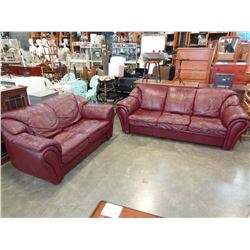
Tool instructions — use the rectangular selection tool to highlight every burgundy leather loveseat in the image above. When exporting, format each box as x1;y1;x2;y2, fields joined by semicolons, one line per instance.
116;84;249;150
1;93;114;184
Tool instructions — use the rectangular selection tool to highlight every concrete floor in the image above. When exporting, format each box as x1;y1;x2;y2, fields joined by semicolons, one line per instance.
1;117;250;218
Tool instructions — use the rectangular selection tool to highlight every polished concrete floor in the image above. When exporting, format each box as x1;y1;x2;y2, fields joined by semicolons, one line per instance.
1;117;250;218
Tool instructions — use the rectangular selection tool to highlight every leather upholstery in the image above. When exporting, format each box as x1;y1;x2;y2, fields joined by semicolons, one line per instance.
2;103;61;137
189;116;227;137
157;112;190;131
165;87;196;115
116;83;249;149
53;131;89;164
64;119;109;142
193;88;236;117
1;94;115;184
129;109;161;127
137;84;168;110
43;93;82;129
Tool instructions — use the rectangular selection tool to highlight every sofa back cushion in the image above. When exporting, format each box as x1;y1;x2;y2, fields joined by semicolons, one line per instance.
43;93;82;129
164;87;197;115
1;103;61;138
193;88;236;117
137;84;168;111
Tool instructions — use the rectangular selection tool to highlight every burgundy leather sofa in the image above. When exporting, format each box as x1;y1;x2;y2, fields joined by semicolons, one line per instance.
1;93;114;184
116;84;249;150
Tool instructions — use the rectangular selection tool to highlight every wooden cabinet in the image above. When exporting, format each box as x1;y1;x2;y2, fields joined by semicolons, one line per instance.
1;86;29;164
211;62;248;84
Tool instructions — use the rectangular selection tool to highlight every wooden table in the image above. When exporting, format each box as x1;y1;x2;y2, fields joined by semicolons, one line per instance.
90;201;161;218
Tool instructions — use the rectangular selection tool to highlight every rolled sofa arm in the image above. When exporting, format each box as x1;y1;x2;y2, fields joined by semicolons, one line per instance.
2;131;63;184
222;105;249;127
81;103;114;121
116;96;140;133
222;106;249;150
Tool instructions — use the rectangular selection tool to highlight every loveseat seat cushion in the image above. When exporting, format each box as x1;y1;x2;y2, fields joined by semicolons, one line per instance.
193;88;236;118
188;116;227;137
53;131;89;164
157;112;190;131
64;119;109;142
137;84;168;111
2;103;61;138
164;87;196;115
128;108;161;127
43;93;82;129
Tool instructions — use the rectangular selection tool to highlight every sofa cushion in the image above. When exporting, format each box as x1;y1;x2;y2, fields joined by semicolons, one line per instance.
188;116;227;137
64;119;109;142
193;88;236;118
43;93;82;129
165;87;196;115
137;84;168;111
53;131;89;164
157;112;190;131
129;108;162;127
2;103;61;137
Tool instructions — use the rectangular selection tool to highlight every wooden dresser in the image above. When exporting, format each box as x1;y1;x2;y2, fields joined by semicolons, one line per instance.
174;48;214;83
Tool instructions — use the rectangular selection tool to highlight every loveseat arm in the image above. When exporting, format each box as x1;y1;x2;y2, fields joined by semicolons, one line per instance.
2;131;63;184
81;103;114;121
6;132;62;153
222;106;249;150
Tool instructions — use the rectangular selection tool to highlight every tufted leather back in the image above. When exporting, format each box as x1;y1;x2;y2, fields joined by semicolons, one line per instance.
137;84;168;111
1;94;86;138
193;88;237;117
132;84;239;118
43;93;82;129
1;103;61;138
164;87;197;115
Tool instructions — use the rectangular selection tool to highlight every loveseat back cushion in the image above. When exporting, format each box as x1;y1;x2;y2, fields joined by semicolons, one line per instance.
137;84;168;111
165;87;197;115
193;88;236;118
1;104;61;137
43;93;82;129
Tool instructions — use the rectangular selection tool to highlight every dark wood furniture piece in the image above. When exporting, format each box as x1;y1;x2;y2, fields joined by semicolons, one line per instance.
3;64;42;76
1;86;29;164
173;48;214;83
211;62;248;84
91;201;161;218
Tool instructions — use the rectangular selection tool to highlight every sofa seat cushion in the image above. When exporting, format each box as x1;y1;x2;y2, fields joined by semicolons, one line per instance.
188;116;227;137
64;119;109;142
53;131;89;164
157;112;190;131
129;109;162;127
